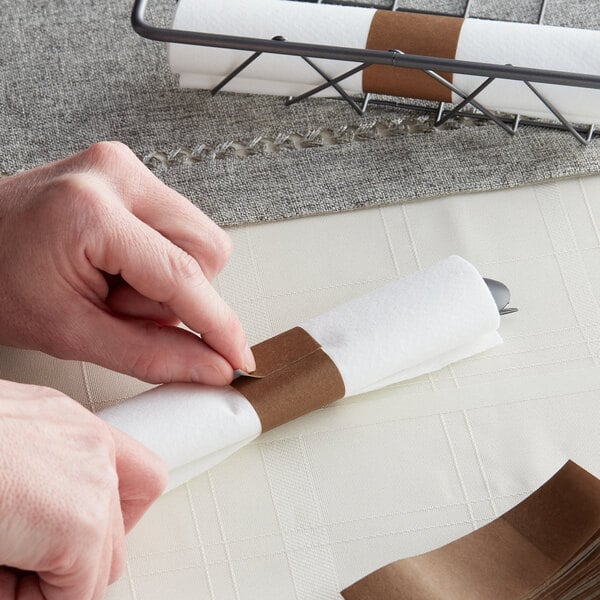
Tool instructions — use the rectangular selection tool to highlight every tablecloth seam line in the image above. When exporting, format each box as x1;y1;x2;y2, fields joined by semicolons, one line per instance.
319;353;595;393
185;482;217;600
461;338;591;361
401;203;439;394
378;207;402;279
125;560;138;600
224;244;600;302
441;353;594;376
258;385;600;438
258;444;301;600
578;177;600;246
126;489;536;561
207;470;242;600
79;362;95;412
127;516;497;578
297;432;343;594
439;413;478;530
462;409;500;516
536;180;600;365
245;226;276;341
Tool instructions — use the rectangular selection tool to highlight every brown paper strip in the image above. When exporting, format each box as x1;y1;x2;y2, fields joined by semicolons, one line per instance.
342;461;600;600
232;327;345;433
363;10;464;101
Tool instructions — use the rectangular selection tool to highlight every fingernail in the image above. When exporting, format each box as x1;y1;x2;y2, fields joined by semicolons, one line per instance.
244;344;256;373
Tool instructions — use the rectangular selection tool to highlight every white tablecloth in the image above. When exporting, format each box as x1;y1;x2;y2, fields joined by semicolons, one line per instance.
2;174;600;599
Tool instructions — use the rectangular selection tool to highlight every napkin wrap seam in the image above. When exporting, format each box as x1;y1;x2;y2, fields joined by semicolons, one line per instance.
231;327;346;432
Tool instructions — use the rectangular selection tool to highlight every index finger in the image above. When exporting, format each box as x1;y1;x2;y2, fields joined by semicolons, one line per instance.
86;202;255;373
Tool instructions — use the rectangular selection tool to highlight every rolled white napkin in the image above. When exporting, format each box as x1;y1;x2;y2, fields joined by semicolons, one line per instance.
168;0;372;96
99;256;502;491
454;20;600;124
168;0;600;124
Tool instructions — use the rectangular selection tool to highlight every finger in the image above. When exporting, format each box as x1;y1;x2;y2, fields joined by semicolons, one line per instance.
37;516;110;600
108;497;127;585
78;141;232;281
110;425;168;533
106;283;180;325
130;182;233;282
73;306;235;384
86;207;254;373
90;512;116;600
38;543;104;600
15;573;44;600
0;567;18;597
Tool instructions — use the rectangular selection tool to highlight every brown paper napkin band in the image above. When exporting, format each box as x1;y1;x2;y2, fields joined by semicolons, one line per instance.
341;461;600;600
232;327;345;433
364;10;464;101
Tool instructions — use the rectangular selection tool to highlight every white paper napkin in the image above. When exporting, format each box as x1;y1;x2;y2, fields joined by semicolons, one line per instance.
168;0;600;124
99;256;502;491
168;0;371;95
454;19;600;124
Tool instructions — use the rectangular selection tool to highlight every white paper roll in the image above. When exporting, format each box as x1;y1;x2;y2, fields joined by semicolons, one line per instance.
168;0;372;95
168;0;600;124
454;19;600;124
302;255;501;396
99;256;502;491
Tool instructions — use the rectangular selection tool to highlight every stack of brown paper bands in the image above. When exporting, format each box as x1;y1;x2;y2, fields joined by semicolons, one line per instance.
342;461;600;600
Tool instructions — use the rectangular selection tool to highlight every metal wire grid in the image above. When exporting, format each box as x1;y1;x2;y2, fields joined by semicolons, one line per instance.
132;0;600;143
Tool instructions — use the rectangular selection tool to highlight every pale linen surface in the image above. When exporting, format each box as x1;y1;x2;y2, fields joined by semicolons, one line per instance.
2;175;600;599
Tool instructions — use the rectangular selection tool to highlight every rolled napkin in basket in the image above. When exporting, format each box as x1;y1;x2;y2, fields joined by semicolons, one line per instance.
168;0;600;124
99;256;502;491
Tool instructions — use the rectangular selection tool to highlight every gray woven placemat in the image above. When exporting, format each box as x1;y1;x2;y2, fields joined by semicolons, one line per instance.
1;0;599;226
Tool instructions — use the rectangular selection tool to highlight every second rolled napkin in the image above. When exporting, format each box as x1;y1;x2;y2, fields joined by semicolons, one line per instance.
168;0;600;124
99;256;502;491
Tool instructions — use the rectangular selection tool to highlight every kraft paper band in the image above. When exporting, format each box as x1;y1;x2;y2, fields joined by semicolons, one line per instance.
363;10;464;101
232;327;346;433
341;461;600;600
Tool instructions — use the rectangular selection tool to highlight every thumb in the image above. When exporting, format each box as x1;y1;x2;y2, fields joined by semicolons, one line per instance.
109;425;168;533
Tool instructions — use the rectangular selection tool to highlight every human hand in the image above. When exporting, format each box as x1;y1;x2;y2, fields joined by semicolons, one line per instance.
0;379;167;599
0;141;255;385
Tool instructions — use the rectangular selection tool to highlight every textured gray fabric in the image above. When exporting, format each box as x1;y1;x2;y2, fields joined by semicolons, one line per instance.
1;0;599;226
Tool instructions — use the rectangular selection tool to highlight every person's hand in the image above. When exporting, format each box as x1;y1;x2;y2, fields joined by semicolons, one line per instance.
0;141;255;384
0;380;167;599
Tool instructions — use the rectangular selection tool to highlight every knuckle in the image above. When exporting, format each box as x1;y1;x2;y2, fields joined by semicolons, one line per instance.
51;498;112;571
209;229;233;273
87;421;116;451
48;172;98;201
213;228;233;259
47;544;80;575
169;249;204;285
83;140;134;165
128;341;169;383
44;173;108;220
74;509;108;547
